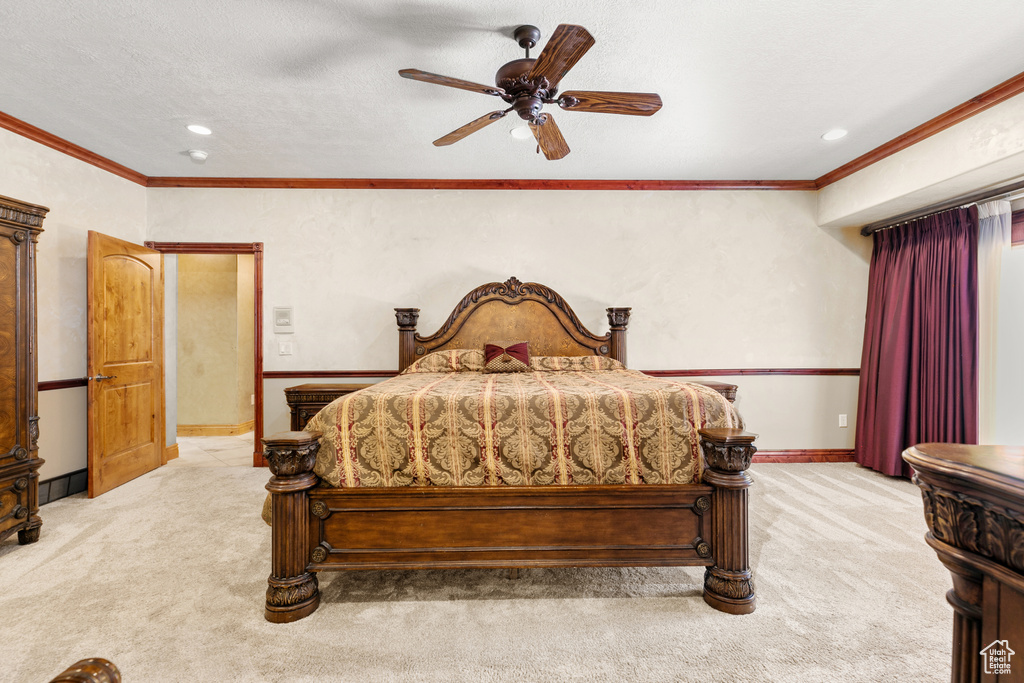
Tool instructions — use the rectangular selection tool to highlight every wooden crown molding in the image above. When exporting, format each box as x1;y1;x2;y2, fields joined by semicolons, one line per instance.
0;111;147;186
815;70;1024;189
5;68;1024;193
144;177;817;191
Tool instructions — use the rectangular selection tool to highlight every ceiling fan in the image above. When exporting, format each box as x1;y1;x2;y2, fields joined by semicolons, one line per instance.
399;24;663;160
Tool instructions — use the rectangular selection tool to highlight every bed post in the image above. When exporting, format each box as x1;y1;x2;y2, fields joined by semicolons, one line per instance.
699;428;757;614
606;307;630;366
263;430;322;623
395;308;420;372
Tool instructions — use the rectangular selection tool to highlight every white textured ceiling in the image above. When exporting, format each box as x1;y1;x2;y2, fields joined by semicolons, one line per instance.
2;1;1024;180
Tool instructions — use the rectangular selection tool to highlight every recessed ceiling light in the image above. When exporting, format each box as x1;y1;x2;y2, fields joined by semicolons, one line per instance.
187;149;209;163
187;124;212;135
822;128;848;141
510;126;532;140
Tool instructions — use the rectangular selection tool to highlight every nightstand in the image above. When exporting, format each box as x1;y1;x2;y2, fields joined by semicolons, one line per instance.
284;383;373;431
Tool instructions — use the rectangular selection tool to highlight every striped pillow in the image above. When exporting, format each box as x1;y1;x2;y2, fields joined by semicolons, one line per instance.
484;341;530;373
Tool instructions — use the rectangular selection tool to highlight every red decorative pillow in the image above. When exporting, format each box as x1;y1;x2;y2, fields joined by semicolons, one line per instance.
484;341;530;372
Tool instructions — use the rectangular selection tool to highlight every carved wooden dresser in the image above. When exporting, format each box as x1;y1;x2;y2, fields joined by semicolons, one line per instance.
284;383;374;431
0;195;47;547
904;443;1024;682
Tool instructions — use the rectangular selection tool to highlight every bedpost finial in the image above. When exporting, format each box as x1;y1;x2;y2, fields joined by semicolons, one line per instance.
607;307;631;329
395;308;420;330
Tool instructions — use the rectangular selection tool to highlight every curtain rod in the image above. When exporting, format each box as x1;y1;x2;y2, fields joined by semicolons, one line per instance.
859;177;1024;236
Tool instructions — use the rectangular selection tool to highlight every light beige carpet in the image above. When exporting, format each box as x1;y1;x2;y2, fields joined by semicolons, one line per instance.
0;460;952;682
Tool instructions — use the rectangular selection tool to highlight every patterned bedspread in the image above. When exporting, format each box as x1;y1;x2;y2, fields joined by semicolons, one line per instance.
305;351;742;488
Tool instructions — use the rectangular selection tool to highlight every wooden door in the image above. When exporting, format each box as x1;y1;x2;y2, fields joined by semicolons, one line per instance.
87;231;165;497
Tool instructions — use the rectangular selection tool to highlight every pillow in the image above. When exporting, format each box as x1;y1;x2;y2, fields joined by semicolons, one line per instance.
484;341;530;373
402;349;485;374
529;355;625;372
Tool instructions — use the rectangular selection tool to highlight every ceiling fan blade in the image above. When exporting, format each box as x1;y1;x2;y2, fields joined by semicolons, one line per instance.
528;24;595;89
529;113;570;160
558;91;663;116
433;111;507;147
399;69;505;97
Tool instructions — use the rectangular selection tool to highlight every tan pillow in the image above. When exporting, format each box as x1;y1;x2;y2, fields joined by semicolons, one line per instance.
402;349;486;374
529;356;625;372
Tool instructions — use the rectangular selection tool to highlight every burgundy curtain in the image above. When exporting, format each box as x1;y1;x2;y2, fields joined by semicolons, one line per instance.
855;206;979;477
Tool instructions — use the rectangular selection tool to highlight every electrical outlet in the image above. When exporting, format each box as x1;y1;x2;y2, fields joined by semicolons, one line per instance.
278;341;293;356
839;414;848;428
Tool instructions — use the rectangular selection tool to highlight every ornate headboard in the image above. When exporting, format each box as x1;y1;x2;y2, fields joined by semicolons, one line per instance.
395;277;631;372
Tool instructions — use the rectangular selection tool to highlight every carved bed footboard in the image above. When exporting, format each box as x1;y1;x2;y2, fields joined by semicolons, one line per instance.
263;428;756;623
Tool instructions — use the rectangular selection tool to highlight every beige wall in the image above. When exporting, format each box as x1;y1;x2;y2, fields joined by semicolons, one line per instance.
819;92;1024;229
0;128;148;380
237;254;255;424
0;127;147;479
177;254;239;426
147;189;870;371
177;254;254;428
36;388;87;481
148;188;871;451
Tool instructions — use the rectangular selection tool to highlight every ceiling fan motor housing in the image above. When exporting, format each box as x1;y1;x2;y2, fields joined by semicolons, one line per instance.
495;58;553;120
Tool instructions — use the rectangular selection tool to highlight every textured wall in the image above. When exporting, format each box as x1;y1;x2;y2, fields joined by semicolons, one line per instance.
164;254;177;446
0;127;147;479
147;188;871;451
818;92;1024;228
236;254;255;424
0;127;148;380
36;388;87;481
177;254;240;426
147;188;870;371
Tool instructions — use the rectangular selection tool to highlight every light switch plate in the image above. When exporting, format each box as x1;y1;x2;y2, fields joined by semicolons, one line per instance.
278;341;293;356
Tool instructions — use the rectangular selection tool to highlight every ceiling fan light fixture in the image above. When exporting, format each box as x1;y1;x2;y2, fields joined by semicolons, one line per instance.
399;23;661;160
822;128;848;141
510;126;532;140
186;124;212;135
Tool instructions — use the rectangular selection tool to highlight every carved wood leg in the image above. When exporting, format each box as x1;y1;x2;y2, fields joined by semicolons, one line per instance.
264;431;323;623
699;428;757;615
930;539;984;683
17;519;41;545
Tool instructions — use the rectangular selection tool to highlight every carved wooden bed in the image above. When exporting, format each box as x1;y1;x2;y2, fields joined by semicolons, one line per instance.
262;277;757;622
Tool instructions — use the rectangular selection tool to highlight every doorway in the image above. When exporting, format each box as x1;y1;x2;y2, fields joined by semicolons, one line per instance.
145;242;265;466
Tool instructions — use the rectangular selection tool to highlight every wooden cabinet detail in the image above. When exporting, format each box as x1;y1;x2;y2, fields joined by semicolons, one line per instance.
904;443;1024;683
0;195;47;547
692;380;737;403
284;383;373;431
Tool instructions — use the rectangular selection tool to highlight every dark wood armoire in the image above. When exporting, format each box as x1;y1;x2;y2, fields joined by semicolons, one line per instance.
0;194;47;546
